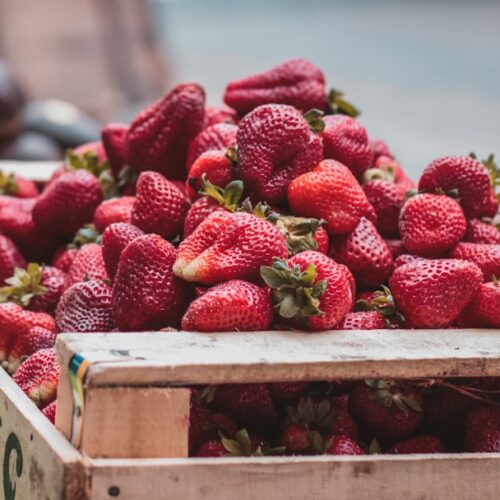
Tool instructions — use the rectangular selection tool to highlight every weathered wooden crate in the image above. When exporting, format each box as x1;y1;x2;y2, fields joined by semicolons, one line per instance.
4;329;499;500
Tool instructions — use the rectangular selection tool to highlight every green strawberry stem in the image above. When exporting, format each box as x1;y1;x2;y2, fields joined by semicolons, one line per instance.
268;215;323;256
303;109;326;134
0;170;19;196
326;88;361;118
198;175;243;212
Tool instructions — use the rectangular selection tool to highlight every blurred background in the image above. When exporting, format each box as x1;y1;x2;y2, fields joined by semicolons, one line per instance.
0;0;499;178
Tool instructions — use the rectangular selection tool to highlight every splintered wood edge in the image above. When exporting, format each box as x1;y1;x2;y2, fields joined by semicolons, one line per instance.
0;160;60;181
56;329;500;387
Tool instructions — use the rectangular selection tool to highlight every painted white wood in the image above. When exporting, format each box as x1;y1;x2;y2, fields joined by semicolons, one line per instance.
0;160;60;181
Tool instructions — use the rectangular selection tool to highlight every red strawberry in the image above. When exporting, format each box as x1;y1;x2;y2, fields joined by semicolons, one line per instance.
340;264;356;300
387;435;445;454
237;104;323;204
33;170;103;237
464;406;500;452
385;239;406;259
224;58;326;115
465;219;500;244
0;235;26;284
393;254;427;268
335;311;386;330
204;105;238;127
101;123;128;176
0;170;38;198
56;279;115;333
73;141;107;163
131;171;189;238
113;234;191;330
457;279;500;327
126;83;205;179
279;423;311;453
0;302;56;372
0;263;65;313
330;217;394;289
42;400;57;423
389;259;483;328
482;187;499;218
174;211;288;285
261;251;353;331
52;247;78;273
101;223;144;279
450;243;500;281
418;156;492;218
195;440;227;457
189;396;215;452
93;196;135;232
186;122;238;169
181;280;272;332
349;380;423;443
64;243;108;291
183;196;226;238
12;348;59;408
268;382;309;404
375;156;416;191
322;115;373;179
326;435;364;455
370;139;394;161
399;194;466;257
288;160;371;235
363;180;406;238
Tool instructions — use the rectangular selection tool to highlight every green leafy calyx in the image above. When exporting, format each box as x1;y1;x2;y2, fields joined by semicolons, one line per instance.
326;88;360;118
0;263;48;307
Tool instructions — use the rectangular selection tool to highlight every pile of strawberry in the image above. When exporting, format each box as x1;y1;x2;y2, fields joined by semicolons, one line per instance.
190;378;500;457
1;58;500;438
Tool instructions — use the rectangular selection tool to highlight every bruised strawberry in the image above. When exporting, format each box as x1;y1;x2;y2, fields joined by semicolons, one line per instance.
33;170;103;238
457;279;500;327
181;280;272;332
126;83;205;179
465;219;500;244
175;211;287;285
326;435;365;455
224;58;326;115
387;435;445;454
335;311;386;330
56;280;115;333
399;193;466;257
464;405;500;452
42;400;57;423
0;170;38;198
261;251;352;331
389;259;483;328
64;243;108;291
419;155;492;218
237;104;323;204
101;123;128;176
288;160;371;235
322;115;373;179
349;380;423;443
131;171;189;238
186;123;238;169
330;217;393;289
52;247;78;273
204;105;238;128
93;196;135;232
450;243;500;282
113;234;191;330
0;235;26;284
12;348;59;408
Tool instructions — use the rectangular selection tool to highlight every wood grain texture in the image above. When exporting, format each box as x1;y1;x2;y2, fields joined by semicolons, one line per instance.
57;329;500;387
87;454;500;500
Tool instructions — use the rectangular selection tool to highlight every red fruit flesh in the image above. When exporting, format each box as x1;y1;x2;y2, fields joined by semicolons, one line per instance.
52;247;78;273
101;123;128;176
457;281;500;327
326;435;364;455
42;400;57;423
450;243;500;282
385;239;406;259
183;197;226;238
93;196;135;233
335;311;387;330
464;406;500;452
0;235;26;284
393;254;427;268
465;219;500;244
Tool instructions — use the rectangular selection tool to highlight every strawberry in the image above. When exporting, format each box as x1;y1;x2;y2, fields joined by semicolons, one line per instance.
56;279;115;333
181;280;272;332
464;405;500;452
64;243;108;291
288;160;371;235
52;247;78;273
174;211;288;285
42;400;57;423
370;139;394;161
389;259;483;328
450;243;500;282
186;150;234;201
385;239;406;259
261;251;352;331
374;156;416;192
399;193;466;257
457;279;500;327
326;435;365;455
279;423;311;453
268;382;309;404
126;83;205;179
101;223;144;279
101;123;128;176
330;217;394;289
465;219;500;244
195;440;227;457
93;196;135;232
224;58;326;115
363;180;406;238
131;171;189;238
237;104;323;204
113;234;191;330
33;170;103;238
189;394;217;451
12;348;59;408
0;170;38;198
393;254;427;268
0;302;56;373
335;311;386;330
0;235;26;284
418;155;493;218
322;115;373;179
340;264;356;300
73;141;107;163
387;435;445;454
183;196;226;238
0;263;65;313
349;380;423;443
186;122;238;169
204;105;238;128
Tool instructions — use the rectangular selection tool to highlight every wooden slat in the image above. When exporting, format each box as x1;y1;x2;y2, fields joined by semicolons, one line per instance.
87;454;500;500
0;160;60;181
57;329;500;387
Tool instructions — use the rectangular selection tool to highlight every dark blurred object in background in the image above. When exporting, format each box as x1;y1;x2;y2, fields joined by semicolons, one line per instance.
0;59;25;143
